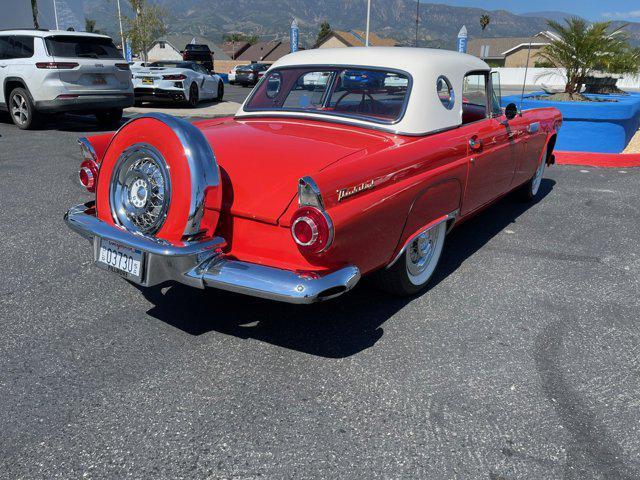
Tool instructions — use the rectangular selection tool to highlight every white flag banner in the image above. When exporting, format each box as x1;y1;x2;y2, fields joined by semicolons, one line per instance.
0;0;34;29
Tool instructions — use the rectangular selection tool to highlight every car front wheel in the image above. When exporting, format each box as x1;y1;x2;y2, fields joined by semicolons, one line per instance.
9;88;37;130
217;82;224;101
519;145;547;201
372;220;447;296
188;83;199;107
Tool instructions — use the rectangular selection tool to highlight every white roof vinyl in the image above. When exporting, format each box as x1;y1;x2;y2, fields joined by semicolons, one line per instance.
236;47;491;135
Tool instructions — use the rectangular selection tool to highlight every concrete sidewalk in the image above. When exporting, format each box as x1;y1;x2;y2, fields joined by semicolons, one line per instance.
125;100;241;118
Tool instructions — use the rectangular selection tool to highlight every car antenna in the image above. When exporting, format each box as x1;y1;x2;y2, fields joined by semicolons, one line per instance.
519;41;533;116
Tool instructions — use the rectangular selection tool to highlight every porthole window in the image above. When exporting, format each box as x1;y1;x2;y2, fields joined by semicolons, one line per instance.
436;75;455;110
266;72;282;99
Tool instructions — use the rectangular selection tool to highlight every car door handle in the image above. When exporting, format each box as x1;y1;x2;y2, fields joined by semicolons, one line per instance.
468;136;483;151
527;122;540;134
0;65;6;68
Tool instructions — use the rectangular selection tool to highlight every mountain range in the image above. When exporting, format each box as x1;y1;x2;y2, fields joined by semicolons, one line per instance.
83;0;640;48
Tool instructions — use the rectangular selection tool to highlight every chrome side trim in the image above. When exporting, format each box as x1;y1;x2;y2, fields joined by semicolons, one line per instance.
77;137;98;162
116;113;220;237
387;210;459;269
65;202;359;303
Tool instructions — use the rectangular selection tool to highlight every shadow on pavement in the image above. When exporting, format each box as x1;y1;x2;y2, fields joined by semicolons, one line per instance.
140;179;556;358
0;111;129;133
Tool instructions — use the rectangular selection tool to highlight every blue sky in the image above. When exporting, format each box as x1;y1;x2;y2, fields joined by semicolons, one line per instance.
433;0;640;22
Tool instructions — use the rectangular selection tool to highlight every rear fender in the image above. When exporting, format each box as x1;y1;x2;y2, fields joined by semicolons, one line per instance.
82;132;115;164
388;179;462;266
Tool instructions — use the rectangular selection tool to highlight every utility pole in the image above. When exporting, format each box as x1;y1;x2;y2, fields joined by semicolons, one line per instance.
116;0;125;56
365;0;371;46
53;0;59;30
415;0;420;47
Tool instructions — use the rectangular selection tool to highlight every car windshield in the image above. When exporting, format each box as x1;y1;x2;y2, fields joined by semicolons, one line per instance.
150;61;195;70
45;35;121;59
245;67;411;124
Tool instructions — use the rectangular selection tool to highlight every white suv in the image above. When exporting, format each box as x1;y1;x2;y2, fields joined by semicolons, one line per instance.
0;29;134;129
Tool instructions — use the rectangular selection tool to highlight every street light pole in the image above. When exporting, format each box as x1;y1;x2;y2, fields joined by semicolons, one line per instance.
53;0;59;30
116;0;125;58
415;0;420;47
365;0;371;46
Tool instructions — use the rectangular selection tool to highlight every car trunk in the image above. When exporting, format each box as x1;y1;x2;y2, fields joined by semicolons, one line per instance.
196;117;392;224
45;35;130;94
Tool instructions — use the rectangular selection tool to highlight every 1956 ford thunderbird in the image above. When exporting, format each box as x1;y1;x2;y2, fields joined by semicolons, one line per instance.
65;47;562;303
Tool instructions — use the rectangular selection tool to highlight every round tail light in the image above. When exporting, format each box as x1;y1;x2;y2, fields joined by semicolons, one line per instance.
291;206;333;254
79;159;99;192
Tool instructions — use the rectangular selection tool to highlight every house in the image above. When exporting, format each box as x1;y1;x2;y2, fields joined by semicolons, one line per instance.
146;35;231;63
220;40;251;60
315;30;398;48
467;31;558;68
236;40;294;62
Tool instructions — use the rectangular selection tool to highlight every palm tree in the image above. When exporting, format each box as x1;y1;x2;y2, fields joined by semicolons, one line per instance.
31;0;39;28
537;18;640;95
480;14;490;31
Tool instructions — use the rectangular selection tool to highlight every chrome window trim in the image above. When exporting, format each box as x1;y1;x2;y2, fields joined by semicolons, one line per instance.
109;112;220;238
242;64;414;127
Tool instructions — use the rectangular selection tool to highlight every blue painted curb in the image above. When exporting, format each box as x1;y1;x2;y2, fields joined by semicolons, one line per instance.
501;92;640;153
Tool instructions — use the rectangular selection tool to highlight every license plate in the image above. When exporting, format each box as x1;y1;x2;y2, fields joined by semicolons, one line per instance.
92;74;107;85
142;77;154;85
96;239;144;283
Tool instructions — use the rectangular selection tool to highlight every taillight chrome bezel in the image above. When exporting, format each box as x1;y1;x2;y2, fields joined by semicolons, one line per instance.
290;206;334;254
78;137;100;192
292;215;319;246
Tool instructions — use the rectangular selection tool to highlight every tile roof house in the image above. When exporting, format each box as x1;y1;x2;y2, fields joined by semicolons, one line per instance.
315;30;398;48
146;35;231;63
221;40;251;60
467;31;558;67
236;40;295;62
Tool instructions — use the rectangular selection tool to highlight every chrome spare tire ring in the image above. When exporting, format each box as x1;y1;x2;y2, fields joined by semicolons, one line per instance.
110;144;171;234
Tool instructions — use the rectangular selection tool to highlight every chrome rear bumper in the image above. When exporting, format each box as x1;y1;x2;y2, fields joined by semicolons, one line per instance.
64;202;360;304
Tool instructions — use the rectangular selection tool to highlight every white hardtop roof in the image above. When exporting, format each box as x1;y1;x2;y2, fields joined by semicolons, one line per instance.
0;29;111;39
236;47;491;135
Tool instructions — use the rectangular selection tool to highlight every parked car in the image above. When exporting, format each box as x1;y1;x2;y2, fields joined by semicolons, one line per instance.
131;61;223;107
228;64;242;85
234;63;269;86
65;48;561;304
181;44;213;72
0;29;133;129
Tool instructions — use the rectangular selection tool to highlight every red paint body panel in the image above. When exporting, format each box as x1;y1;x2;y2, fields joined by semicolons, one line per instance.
85;107;561;275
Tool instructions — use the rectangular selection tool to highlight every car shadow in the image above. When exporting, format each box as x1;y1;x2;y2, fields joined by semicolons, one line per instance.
0;112;130;133
138;179;555;358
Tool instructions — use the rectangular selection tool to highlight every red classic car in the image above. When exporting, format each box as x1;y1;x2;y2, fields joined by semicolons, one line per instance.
65;48;562;303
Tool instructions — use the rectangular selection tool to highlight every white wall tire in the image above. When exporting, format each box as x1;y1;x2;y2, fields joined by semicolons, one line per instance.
372;220;447;296
519;145;547;201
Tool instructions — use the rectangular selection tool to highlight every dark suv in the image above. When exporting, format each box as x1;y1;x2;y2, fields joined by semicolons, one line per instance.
235;63;270;86
181;44;213;72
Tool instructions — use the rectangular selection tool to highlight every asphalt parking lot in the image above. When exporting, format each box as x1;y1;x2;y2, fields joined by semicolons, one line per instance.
1;114;639;479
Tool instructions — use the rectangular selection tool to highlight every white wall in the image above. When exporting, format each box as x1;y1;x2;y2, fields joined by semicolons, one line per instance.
0;0;34;29
494;67;640;90
147;43;182;62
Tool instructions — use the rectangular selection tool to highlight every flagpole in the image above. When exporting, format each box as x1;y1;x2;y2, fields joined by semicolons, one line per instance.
53;0;59;30
365;0;371;46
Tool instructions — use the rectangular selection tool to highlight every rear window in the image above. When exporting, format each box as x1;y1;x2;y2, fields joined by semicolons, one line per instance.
185;44;209;52
45;35;121;59
245;67;411;124
150;61;195;70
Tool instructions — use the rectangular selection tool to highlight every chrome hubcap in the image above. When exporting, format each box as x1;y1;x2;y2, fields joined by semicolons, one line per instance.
110;145;171;234
10;94;28;125
407;230;436;277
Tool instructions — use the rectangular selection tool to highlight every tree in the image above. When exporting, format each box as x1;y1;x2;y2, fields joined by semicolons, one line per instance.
316;21;331;45
537;18;640;95
222;33;259;45
85;18;101;34
480;14;490;31
31;0;39;28
125;0;167;61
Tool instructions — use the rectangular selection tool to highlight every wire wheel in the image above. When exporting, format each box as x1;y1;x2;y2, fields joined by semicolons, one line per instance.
110;144;171;235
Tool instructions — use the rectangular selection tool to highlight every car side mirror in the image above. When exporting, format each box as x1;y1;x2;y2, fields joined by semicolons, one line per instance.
505;103;518;120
